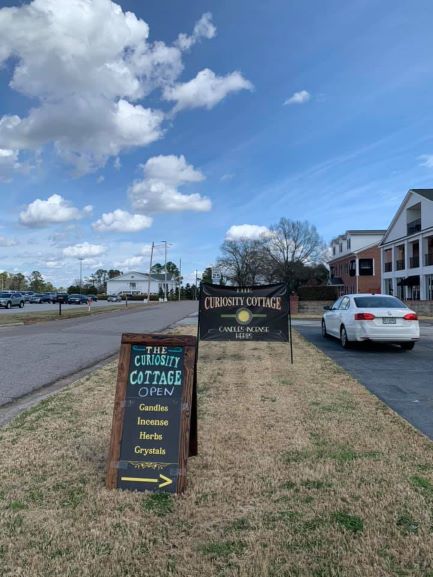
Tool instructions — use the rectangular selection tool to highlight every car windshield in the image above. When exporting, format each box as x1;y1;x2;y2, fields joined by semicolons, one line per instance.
354;296;407;309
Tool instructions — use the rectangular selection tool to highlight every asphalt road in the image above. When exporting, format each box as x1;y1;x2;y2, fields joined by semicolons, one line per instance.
0;301;197;407
293;319;433;439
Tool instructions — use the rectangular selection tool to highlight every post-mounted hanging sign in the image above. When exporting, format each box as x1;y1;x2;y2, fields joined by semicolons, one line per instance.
199;283;289;342
106;333;196;494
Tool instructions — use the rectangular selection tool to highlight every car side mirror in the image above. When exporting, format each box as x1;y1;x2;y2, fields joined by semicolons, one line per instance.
323;305;331;311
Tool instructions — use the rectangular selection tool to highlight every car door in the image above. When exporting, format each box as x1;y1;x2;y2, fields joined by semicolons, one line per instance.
337;296;351;333
325;297;343;336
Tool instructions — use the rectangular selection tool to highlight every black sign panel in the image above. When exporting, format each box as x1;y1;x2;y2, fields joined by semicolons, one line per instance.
199;283;289;342
107;334;196;494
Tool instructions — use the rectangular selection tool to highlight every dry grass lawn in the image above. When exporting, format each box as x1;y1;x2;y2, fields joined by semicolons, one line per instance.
0;303;143;325
1;327;433;576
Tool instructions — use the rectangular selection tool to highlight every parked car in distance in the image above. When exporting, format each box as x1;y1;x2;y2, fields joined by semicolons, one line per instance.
20;291;35;302
107;294;122;302
86;294;98;302
322;294;420;350
68;294;89;304
0;292;25;309
53;292;69;303
28;293;53;303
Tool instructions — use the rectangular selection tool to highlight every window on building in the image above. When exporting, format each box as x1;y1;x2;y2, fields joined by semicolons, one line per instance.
332;246;336;256
349;260;356;277
359;258;373;276
339;243;343;253
347;238;351;250
129;282;136;289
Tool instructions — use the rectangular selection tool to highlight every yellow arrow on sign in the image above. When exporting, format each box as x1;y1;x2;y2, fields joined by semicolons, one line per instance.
120;474;173;488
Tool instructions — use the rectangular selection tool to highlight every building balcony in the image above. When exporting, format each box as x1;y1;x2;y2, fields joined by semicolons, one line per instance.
407;218;421;236
425;253;433;266
384;262;392;272
395;259;405;271
409;256;420;268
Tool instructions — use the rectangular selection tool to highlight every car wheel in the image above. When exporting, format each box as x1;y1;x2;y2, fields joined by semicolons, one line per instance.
401;342;415;351
19;301;24;308
321;320;328;338
340;325;351;349
6;301;11;309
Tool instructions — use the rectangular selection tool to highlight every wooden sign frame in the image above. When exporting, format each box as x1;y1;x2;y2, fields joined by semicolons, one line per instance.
106;333;196;493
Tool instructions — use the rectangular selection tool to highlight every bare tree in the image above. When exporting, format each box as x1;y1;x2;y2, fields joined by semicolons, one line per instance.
217;238;267;286
265;219;327;289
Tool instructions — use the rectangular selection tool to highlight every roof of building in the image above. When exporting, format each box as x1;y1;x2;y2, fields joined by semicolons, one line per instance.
108;271;176;281
328;240;381;264
410;189;433;201
331;230;386;244
380;188;433;245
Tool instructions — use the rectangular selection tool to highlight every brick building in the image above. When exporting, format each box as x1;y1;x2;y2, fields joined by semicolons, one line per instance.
328;230;386;296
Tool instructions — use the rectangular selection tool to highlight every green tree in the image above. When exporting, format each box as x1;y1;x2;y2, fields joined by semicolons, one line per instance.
28;271;46;292
93;269;108;292
0;271;9;290
10;273;28;291
202;267;212;283
165;261;180;277
151;263;164;274
108;269;122;279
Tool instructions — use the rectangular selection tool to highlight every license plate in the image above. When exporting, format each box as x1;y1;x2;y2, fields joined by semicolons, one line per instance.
382;318;396;324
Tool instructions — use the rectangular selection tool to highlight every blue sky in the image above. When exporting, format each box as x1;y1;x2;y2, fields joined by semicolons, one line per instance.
2;0;433;287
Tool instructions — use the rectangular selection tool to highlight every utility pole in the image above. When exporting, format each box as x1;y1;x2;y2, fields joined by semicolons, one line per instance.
78;257;84;292
146;242;154;303
161;240;167;302
178;258;182;301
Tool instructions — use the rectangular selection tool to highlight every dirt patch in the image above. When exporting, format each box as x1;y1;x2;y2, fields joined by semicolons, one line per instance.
0;328;433;576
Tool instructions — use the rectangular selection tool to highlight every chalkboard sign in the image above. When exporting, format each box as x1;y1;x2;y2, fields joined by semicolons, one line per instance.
106;334;196;493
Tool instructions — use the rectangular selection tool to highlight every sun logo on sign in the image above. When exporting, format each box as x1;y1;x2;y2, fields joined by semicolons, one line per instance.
235;308;253;325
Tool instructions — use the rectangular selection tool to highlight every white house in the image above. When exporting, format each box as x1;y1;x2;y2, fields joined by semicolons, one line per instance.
380;189;433;300
106;271;177;296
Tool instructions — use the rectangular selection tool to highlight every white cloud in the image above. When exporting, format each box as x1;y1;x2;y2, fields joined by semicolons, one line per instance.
19;194;93;227
63;242;106;259
114;255;145;268
221;173;234;182
45;260;64;268
419;154;433;168
163;69;253;113
284;90;311;106
0;2;250;173
226;224;270;240
0;148;21;181
139;244;155;256
92;209;152;232
129;155;211;213
176;13;216;50
0;235;18;247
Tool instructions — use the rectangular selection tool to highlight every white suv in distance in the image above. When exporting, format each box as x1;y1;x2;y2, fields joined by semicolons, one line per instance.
0;292;25;309
322;294;419;350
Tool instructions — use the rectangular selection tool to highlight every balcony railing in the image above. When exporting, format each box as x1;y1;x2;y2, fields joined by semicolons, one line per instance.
384;262;392;272
395;259;405;271
425;253;433;266
409;256;420;268
407;218;421;236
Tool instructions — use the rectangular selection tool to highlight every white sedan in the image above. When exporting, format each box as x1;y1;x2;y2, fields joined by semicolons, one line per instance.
322;294;420;350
